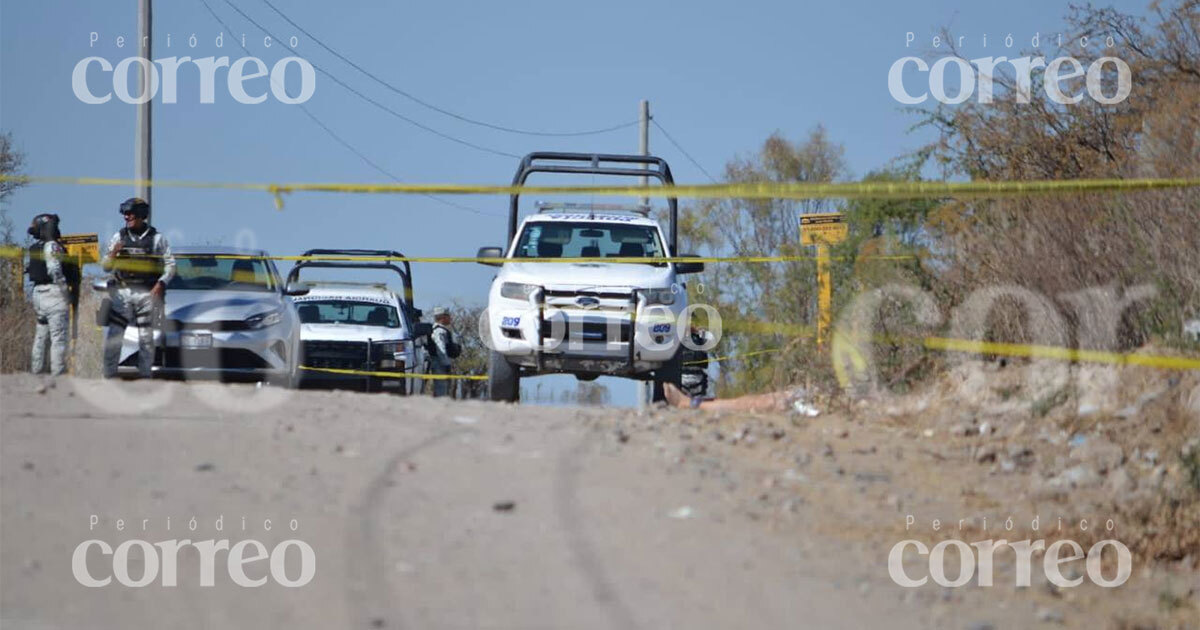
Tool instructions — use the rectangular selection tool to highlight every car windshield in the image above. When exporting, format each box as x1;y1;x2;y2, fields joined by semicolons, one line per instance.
167;256;277;292
514;221;666;265
296;300;401;328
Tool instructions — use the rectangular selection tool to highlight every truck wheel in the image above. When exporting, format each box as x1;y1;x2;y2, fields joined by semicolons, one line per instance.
488;351;520;402
652;350;683;403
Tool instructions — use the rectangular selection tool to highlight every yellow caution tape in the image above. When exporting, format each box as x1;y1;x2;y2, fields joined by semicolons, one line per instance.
705;325;1200;375
922;337;1200;370
0;245;914;266
721;316;1200;372
725;320;814;336
684;347;783;366
3;175;1198;206
299;365;487;380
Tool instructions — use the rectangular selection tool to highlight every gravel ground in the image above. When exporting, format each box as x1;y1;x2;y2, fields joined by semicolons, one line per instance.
1;374;1196;629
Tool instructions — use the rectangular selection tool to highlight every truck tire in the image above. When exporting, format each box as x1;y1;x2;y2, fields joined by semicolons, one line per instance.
651;349;683;403
488;351;520;402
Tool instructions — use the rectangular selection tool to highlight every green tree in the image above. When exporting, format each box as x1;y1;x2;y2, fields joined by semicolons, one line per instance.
679;127;846;395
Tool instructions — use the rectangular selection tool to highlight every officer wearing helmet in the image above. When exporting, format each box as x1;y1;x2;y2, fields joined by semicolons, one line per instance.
100;197;175;379
426;306;460;397
680;324;714;399
26;213;74;375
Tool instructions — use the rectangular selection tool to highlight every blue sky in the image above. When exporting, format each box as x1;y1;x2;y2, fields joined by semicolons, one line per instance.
0;0;1148;402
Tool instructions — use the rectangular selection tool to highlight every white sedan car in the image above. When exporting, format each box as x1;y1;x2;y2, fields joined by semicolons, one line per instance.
103;246;308;385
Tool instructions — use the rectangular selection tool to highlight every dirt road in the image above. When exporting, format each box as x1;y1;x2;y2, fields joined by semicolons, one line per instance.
1;375;1194;629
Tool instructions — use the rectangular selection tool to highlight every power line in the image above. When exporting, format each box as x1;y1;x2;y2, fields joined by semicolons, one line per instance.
199;0;499;217
220;0;520;159
651;118;720;183
260;0;640;138
296;107;500;216
651;117;733;245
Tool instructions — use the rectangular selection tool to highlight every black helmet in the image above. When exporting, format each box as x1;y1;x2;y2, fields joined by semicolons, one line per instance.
27;213;61;241
119;197;150;219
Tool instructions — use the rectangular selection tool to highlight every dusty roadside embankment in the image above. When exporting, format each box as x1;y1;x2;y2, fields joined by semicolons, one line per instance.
1;372;1197;629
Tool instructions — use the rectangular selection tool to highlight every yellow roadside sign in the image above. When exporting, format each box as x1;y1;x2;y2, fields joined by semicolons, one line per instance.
800;213;847;349
60;233;99;264
800;213;848;245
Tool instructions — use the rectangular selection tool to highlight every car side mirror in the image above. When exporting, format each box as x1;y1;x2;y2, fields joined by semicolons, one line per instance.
414;322;434;338
675;254;704;275
284;281;311;296
476;246;504;267
91;278;110;292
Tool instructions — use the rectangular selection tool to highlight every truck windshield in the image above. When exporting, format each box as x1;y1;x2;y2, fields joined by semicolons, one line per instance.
167;256;276;292
514;221;665;265
296;300;401;328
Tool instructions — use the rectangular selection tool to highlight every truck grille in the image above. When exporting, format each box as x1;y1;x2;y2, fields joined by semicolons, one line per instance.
543;289;635;313
540;319;631;343
543;289;633;300
302;340;369;370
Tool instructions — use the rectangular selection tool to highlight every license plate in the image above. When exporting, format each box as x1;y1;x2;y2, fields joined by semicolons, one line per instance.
181;332;212;349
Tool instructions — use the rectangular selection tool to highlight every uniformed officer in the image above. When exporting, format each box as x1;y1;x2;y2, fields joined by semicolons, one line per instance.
101;198;175;379
680;325;714;398
26;213;71;375
428;306;457;397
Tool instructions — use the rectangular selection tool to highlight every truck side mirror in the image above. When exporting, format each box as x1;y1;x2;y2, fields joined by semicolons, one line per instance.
414;322;434;338
284;281;311;296
476;246;504;266
675;254;704;275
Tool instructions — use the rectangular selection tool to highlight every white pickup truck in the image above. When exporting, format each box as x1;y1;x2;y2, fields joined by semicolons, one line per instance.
477;153;704;402
286;249;431;395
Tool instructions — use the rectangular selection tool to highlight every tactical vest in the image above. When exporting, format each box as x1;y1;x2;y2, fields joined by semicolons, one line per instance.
27;241;52;285
114;226;163;287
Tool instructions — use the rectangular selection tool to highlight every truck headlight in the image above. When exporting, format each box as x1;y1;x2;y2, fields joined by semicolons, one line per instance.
374;340;410;359
501;282;539;300
245;309;283;330
643;288;676;305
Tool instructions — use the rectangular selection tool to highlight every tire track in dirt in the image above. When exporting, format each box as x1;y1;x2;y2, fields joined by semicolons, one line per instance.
344;426;472;629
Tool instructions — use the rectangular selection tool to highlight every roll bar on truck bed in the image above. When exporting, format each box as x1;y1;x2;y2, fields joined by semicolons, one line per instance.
286;249;418;318
507;152;679;254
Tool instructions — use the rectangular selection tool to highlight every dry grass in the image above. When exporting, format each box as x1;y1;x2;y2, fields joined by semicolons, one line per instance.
0;269;105;377
0;257;34;373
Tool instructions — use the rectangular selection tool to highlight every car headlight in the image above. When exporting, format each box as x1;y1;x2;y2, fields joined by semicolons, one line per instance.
501;282;539;300
244;309;283;330
643;287;677;305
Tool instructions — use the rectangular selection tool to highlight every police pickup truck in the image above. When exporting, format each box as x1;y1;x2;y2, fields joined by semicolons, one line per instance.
477;153;704;402
287;249;430;394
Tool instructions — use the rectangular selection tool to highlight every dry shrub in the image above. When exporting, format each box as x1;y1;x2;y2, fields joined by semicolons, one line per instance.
0;256;34;372
929;189;1200;350
917;0;1200;355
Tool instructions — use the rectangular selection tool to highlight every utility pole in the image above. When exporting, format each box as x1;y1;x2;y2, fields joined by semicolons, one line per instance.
636;99;650;410
136;0;153;219
639;100;650;205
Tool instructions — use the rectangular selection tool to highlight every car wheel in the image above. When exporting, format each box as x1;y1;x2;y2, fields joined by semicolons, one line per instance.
268;365;299;389
488;351;520;402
